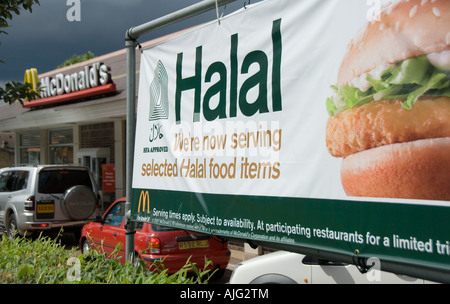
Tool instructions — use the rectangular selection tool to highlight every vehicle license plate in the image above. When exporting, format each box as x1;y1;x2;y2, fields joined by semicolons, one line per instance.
37;203;54;213
178;240;209;250
36;201;55;219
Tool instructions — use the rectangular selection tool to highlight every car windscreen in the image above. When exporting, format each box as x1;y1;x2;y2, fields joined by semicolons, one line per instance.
38;169;93;194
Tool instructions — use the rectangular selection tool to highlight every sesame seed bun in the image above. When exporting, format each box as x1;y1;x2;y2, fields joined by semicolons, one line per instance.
338;0;450;85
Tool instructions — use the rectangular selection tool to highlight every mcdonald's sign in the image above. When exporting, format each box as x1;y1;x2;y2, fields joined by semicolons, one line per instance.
138;190;150;213
22;63;116;108
24;68;40;100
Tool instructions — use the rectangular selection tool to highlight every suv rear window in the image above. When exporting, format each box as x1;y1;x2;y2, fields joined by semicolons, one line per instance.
38;169;93;194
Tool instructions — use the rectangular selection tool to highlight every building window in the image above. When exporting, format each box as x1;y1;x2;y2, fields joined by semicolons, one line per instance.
49;128;73;164
19;131;40;165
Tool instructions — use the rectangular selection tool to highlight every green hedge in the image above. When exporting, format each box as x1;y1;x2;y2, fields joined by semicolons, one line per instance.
0;233;212;284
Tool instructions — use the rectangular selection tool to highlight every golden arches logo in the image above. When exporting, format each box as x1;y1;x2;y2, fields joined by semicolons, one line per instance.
138;190;150;213
24;68;40;100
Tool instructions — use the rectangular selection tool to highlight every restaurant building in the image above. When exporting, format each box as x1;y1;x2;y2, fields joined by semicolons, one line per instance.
0;34;176;206
0;30;271;261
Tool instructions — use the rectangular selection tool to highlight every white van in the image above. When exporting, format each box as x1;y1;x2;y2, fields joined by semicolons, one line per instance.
228;251;436;284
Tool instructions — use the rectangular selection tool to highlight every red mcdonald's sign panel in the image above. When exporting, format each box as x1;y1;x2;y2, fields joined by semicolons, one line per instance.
102;164;115;192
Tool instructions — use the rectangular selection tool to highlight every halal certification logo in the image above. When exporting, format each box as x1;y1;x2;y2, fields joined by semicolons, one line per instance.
149;60;169;121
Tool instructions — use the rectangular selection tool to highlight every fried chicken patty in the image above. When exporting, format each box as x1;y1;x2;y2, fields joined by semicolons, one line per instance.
325;97;450;157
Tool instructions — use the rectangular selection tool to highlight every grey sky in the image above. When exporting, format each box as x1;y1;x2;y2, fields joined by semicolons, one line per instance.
0;0;260;84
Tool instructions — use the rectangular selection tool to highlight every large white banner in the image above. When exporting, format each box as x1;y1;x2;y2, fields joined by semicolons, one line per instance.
133;0;376;199
132;0;450;278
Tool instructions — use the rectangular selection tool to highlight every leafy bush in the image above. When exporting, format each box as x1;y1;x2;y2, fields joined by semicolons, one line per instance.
57;51;95;68
0;233;213;284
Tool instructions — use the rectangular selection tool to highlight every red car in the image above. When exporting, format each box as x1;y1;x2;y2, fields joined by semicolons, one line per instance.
80;197;230;275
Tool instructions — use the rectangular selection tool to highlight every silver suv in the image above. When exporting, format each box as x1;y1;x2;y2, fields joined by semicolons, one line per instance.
0;165;101;237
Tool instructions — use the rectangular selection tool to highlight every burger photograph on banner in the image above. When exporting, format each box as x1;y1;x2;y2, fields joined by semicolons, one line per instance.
325;0;450;201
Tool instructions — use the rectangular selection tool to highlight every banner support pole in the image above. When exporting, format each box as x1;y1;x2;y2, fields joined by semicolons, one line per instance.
124;37;137;262
124;0;237;263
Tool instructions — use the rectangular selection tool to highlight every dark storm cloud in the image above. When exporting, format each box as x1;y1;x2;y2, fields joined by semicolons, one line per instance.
0;0;257;83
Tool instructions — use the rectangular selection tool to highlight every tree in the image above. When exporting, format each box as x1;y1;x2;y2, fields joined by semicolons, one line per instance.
0;0;41;104
57;51;95;68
